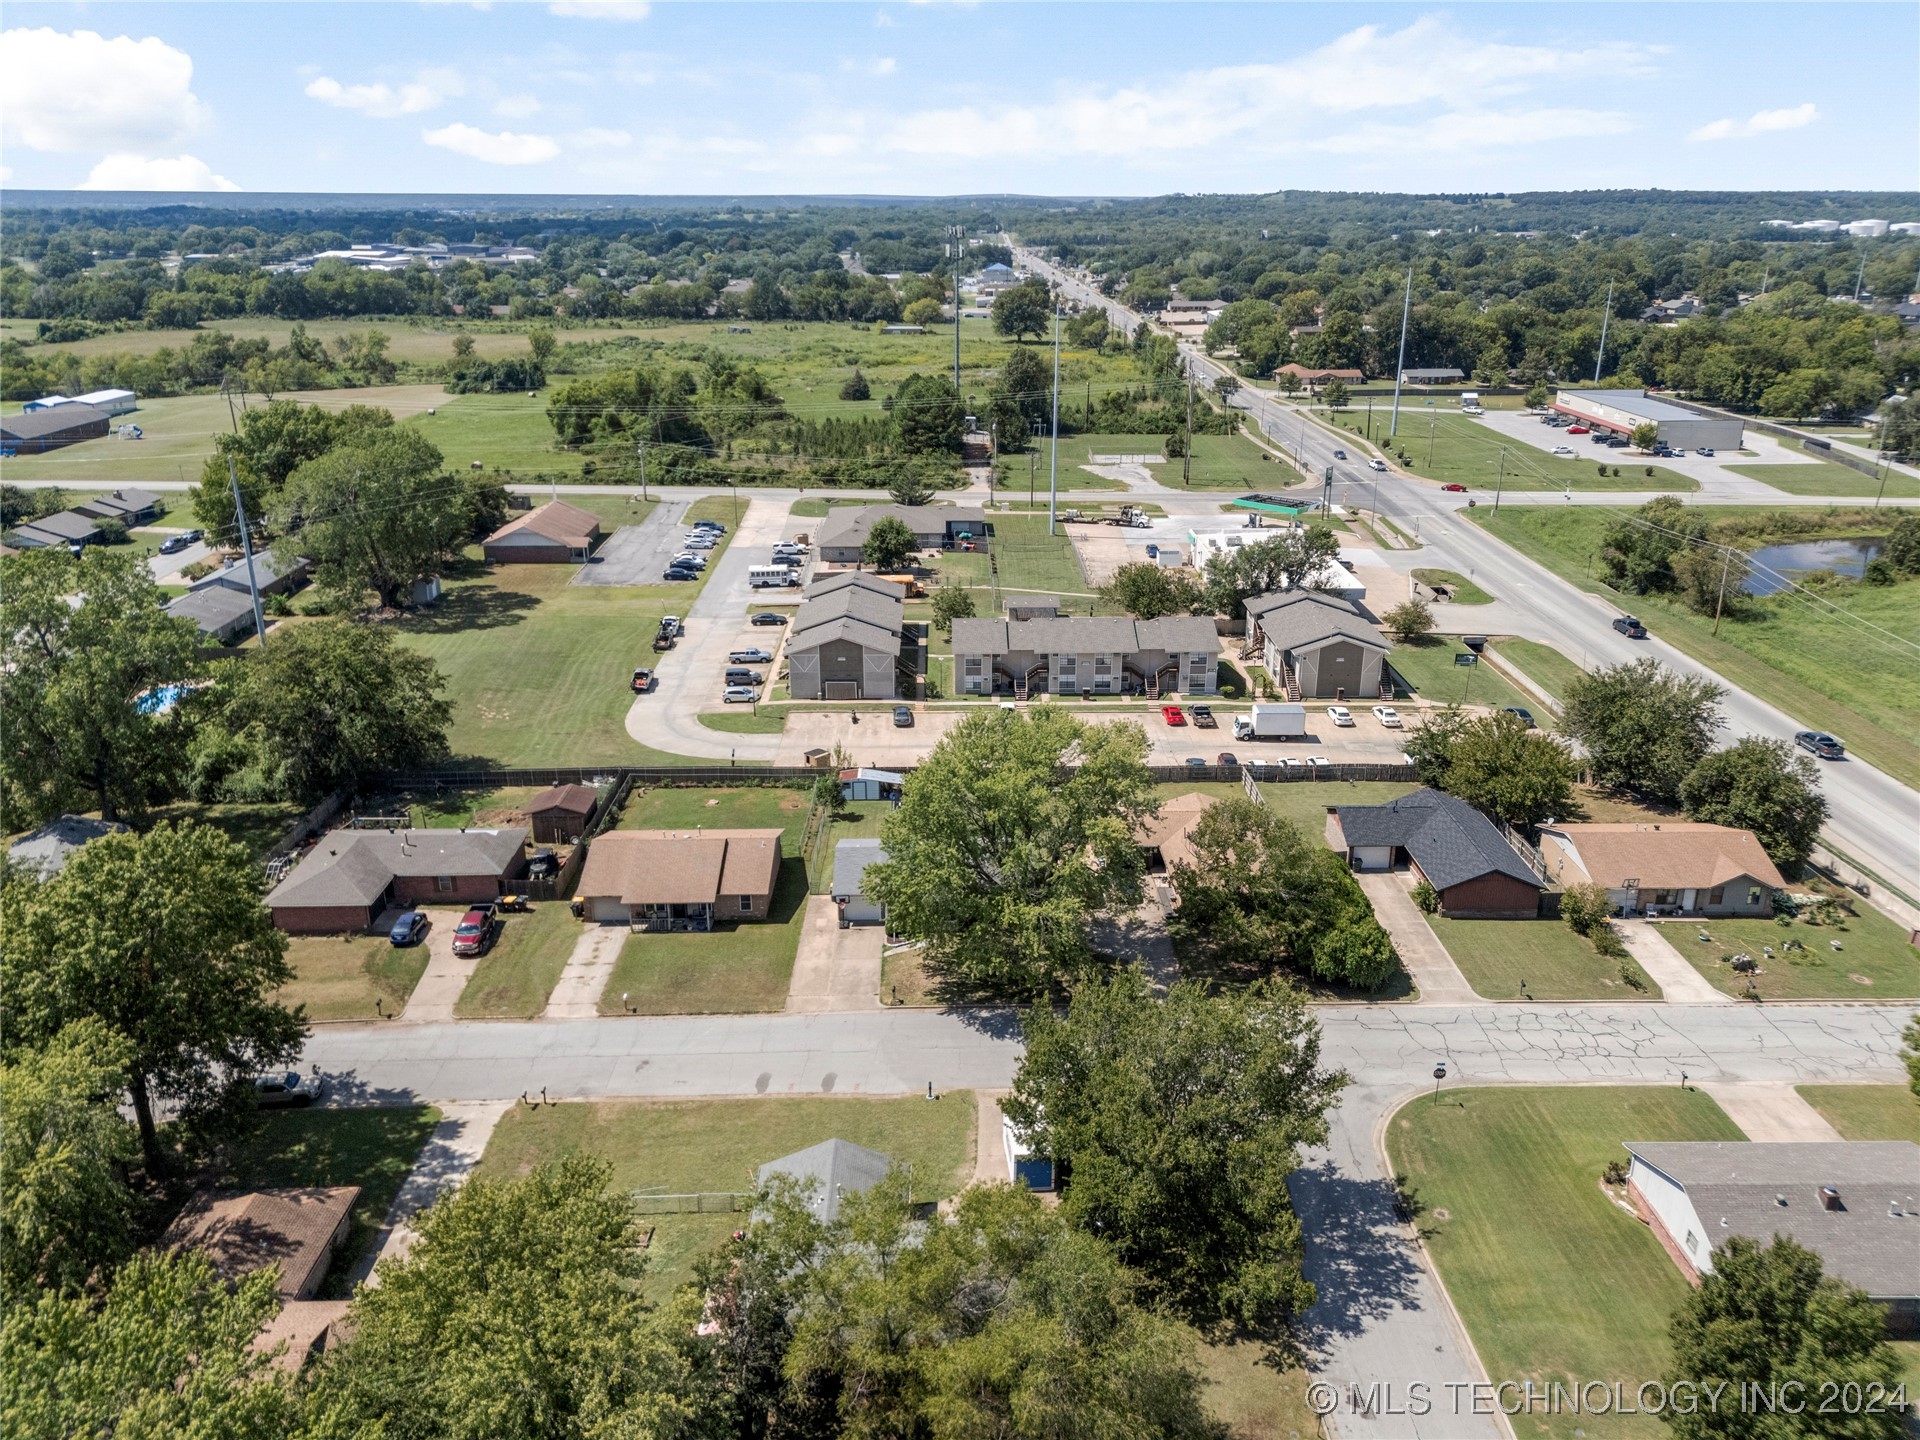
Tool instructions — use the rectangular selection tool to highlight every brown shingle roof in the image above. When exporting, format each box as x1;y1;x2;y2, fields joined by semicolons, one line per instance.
528;782;597;816
483;500;601;549
253;1299;353;1373
161;1187;359;1299
576;829;783;906
1540;823;1786;891
1134;791;1219;872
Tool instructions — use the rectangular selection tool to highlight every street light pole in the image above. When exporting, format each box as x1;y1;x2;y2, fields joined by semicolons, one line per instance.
1493;447;1505;513
1389;265;1412;438
1592;280;1614;383
1047;306;1061;535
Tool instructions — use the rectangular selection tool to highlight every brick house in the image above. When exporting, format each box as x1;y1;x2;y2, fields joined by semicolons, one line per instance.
266;827;529;933
481;500;603;564
575;828;783;929
1334;788;1544;918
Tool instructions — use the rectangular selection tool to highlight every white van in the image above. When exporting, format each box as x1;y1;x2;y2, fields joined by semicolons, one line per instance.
748;564;801;588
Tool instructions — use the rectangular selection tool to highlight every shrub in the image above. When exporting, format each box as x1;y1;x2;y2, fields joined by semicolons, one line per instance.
839;369;871;401
1618;960;1646;991
1410;879;1440;914
94;519;130;545
1592;925;1628;959
1603;1159;1629;1185
1560;882;1612;938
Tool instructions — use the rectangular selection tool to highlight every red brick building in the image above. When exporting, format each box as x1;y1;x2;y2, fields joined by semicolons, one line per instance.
266;827;529;933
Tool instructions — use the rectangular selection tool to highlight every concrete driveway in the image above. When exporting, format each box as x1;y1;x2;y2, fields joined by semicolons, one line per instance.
572;498;688;586
396;908;482;1023
775;708;965;766
785;896;883;1013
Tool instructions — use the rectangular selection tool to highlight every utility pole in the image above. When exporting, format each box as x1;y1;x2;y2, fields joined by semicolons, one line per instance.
1493;447;1505;513
1388;265;1413;438
1872;451;1891;510
1047;305;1061;534
949;224;964;393
1427;410;1436;470
1852;254;1867;303
1182;366;1193;488
228;457;268;647
1710;543;1734;636
637;438;647;501
1592;280;1615;382
1365;394;1373;443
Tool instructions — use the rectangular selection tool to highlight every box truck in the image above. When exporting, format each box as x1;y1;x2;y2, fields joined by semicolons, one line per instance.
1232;703;1307;740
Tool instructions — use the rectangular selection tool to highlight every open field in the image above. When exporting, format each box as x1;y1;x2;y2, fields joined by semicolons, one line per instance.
1490;638;1586;706
1472;505;1920;788
1008;430;1307;494
277;932;431;1022
1323;407;1697;493
454;900;579;1019
1388;1086;1745;1440
1794;1085;1920;1142
1384;635;1546;718
1728;458;1919;500
476;1093;975;1292
1661;899;1919;1001
599;856;809;1014
211;1104;440;1295
1428;916;1657;1000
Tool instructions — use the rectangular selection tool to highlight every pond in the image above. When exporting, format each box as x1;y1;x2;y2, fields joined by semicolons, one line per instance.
1741;535;1884;596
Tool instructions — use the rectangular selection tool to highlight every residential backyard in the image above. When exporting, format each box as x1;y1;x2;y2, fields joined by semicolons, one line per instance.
1427;917;1658;1000
615;783;812;848
1387;1086;1745;1440
276;932;431;1022
1795;1085;1920;1142
1660;897;1920;1000
476;1093;976;1293
806;798;893;893
1155;778;1417;844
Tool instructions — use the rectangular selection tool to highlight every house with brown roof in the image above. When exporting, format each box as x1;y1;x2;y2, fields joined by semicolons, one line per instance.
1135;791;1220;876
527;782;599;844
253;1300;354;1374
161;1187;360;1301
481;500;603;563
1273;363;1365;390
575;828;784;929
1536;821;1786;918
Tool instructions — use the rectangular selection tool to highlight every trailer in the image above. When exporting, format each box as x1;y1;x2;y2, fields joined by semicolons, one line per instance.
651;616;682;651
1231;702;1308;740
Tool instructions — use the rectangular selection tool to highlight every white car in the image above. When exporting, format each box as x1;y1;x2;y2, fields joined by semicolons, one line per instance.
683;535;716;549
1551;445;1575;456
1367;458;1388;472
1327;705;1354;727
722;686;761;704
1372;705;1403;728
671;552;707;569
1304;755;1331;768
1282;756;1307;769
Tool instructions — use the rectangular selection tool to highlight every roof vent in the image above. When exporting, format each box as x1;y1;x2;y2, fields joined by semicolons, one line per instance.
1820;1186;1843;1211
1775;1193;1788;1207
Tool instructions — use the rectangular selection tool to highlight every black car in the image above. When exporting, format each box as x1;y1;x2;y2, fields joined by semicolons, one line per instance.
1502;706;1537;729
892;705;914;728
750;612;788;626
1794;730;1845;760
158;529;204;555
526;848;560;879
1612;615;1647;638
663;565;699;581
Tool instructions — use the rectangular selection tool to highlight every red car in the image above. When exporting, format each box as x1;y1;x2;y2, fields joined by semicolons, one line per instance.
1441;483;1468;492
1161;705;1186;726
1567;425;1590;435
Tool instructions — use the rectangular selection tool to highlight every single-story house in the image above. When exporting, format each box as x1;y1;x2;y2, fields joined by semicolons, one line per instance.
7;814;130;879
1623;1140;1920;1334
831;838;888;926
1399;368;1466;385
480;500;602;564
1536;822;1786;918
190;552;311;599
758;1138;892;1222
161;1187;361;1301
1335;788;1544;918
950;613;1219;699
266;826;530;933
526;782;598;844
1;403;110;453
574;828;783;930
1244;590;1390;701
9;509;104;550
72;487;163;525
786;573;904;701
167;585;262;645
838;768;903;803
252;1299;353;1375
816;505;987;565
1273;364;1365;390
1136;791;1219;875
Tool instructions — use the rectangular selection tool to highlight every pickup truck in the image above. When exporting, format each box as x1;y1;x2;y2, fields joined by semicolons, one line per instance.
1188;704;1218;729
651;616;682;651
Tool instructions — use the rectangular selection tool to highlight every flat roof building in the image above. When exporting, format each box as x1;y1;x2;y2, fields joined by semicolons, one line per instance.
1553;389;1743;451
1;403;110;453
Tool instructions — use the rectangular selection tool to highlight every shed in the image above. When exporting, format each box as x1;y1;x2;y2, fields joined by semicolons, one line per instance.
831;838;887;926
527;782;599;844
838;768;904;803
757;1138;893;1222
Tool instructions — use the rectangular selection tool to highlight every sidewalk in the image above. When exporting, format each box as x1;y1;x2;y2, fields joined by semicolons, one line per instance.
344;1099;511;1287
1698;1082;1842;1142
1613;920;1734;1004
543;925;623;1019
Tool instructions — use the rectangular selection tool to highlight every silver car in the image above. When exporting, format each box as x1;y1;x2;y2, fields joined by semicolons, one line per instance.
722;686;761;704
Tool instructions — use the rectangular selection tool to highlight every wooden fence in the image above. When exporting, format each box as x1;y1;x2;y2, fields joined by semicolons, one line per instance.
1147;762;1415;784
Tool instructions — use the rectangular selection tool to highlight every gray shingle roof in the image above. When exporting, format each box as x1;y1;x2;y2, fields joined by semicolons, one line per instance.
167;585;259;637
1625;1141;1920;1299
790;575;904;653
817;504;986;549
1246;590;1388;655
832;838;886;900
1335;788;1541;891
1;404;109;442
16;510;103;542
757;1138;894;1222
8;814;130;879
950;613;1218;658
949;617;1009;656
267;828;528;909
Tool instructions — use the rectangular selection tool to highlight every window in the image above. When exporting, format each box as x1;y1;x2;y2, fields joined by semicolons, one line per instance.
964;658;982;675
1059;679;1077;694
1746;887;1762;907
738;895;753;913
1059;656;1077;674
435;875;454;893
1706;886;1725;907
1093;658;1111;675
1685;1230;1698;1254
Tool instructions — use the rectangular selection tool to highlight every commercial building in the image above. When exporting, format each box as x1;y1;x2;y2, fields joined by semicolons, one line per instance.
575;828;784;929
266;827;530;933
785;572;905;701
0;403;111;453
1273;364;1364;390
1244;590;1390;701
815;505;987;565
480;500;603;564
1536;821;1785;918
1399;368;1466;385
1334;789;1544;918
1552;389;1744;451
950;613;1219;699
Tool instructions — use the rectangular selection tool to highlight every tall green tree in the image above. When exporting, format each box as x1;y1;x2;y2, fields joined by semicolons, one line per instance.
885;470;936;507
1601;495;1707;595
1007;971;1347;1337
269;426;470;610
1404;707;1577;827
1679;736;1829;867
1201;526;1340;621
1099;561;1204;620
0;548;202;826
860;515;917;571
193;399;395;533
864;709;1157;996
992;283;1052;343
190;620;453;804
0;1019;141;1307
1;824;300;1170
929;582;976;636
988;344;1051;445
891;372;964;454
1563;658;1723;803
1664;1235;1905;1440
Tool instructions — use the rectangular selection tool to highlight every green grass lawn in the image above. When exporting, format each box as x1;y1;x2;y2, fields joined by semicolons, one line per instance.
1010;430;1306;493
454;900;579;1019
1795;1085;1920;1142
984;511;1094;596
1324;407;1697;493
1384;636;1545;717
1412;567;1493;604
806;799;894;892
141;800;306;860
615;784;812;849
396;785;541;828
1661;899;1919;1000
697;710;787;734
1155;779;1417;846
210;1104;441;1295
406;390;584;476
1728;459;1920;500
1428;917;1658;1000
476;1093;976;1293
1490;638;1586;706
1473;505;1920;789
277;933;431;1022
1194;1340;1322;1440
599;856;809;1014
1388;1086;1745;1440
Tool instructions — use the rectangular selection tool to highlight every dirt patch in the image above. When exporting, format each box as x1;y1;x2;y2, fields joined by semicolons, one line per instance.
474;806;530;827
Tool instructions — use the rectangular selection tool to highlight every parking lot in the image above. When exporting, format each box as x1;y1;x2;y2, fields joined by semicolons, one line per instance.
1467;407;1822;488
571;499;690;586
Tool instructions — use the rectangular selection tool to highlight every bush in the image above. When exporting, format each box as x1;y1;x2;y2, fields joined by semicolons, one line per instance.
1603;1159;1629;1185
1592;925;1628;959
1410;879;1440;914
838;369;871;402
1618;959;1646;990
94;519;130;545
1560;881;1613;937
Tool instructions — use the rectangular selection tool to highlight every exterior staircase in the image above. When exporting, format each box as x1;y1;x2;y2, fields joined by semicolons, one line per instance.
1281;663;1302;703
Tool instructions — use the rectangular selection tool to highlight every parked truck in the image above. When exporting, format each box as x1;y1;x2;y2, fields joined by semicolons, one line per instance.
1232;702;1307;741
652;616;682;651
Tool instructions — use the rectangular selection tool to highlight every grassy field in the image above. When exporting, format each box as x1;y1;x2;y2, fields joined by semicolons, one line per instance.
210;1104;440;1295
1489;638;1586;706
932;510;1093;600
476;1093;976;1292
1472;505;1920;789
454;900;579;1018
1794;1085;1920;1142
1428;917;1657;1000
806;798;893;892
277;933;431;1022
143;800;306;859
1412;568;1492;604
599;856;809;1014
1388;1086;1745;1440
1008;430;1306;494
1661;899;1919;1000
1323;407;1698;493
1728;458;1920;500
1384;636;1545;717
615;783;811;847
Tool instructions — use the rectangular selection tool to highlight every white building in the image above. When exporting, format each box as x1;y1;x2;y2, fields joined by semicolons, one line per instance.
1552;389;1744;451
1184;528;1368;601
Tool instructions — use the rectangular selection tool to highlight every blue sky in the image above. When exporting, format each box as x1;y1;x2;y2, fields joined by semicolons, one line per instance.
2;2;1914;196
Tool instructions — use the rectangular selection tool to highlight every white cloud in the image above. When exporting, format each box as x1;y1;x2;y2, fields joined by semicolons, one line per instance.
2;27;208;153
305;70;460;119
547;1;651;18
1688;102;1818;143
494;93;543;119
874;9;896;26
80;152;238;191
422;122;561;164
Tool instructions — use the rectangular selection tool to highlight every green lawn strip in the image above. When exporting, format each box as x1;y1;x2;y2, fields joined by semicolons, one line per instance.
401;785;540;828
1471;507;1920;789
1663;901;1919;1000
1489;638;1587;706
685;493;754;528
277;934;430;1023
454;900;580;1018
1388;1086;1745;1440
1384;636;1541;715
142;800;306;860
1322;408;1698;492
1194;1340;1322;1440
211;1105;442;1295
1428;917;1659;1001
1793;1086;1920;1142
1153;779;1417;846
1727;459;1919;500
697;710;787;734
789;497;878;517
615;784;811;850
805;799;895;892
1411;568;1493;604
599;857;809;1014
476;1093;976;1293
879;945;937;1007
